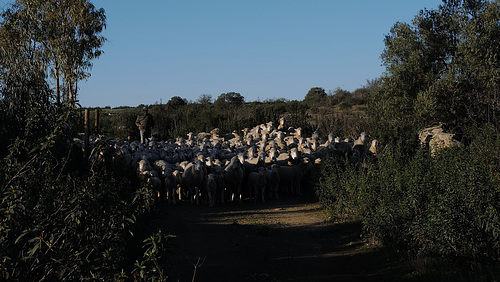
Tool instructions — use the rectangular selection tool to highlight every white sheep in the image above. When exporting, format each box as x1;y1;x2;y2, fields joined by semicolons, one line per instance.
141;170;163;203
205;173;218;207
369;139;379;158
265;164;280;200
165;168;182;204
137;159;152;180
248;167;267;202
181;159;207;205
277;117;287;131
223;155;245;202
277;157;311;195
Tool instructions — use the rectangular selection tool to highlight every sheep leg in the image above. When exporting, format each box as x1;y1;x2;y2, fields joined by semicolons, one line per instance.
208;190;215;207
294;181;301;196
195;186;200;205
190;187;195;204
254;185;258;202
237;184;242;203
170;186;177;204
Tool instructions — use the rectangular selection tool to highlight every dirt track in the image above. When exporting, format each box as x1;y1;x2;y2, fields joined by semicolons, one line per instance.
155;192;407;282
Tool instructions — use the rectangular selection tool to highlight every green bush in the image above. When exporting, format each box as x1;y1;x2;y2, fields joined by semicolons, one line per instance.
315;125;500;271
0;112;170;281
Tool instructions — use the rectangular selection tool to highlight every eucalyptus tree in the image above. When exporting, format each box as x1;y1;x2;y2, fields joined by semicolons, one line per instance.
0;1;55;150
371;0;500;134
0;0;106;106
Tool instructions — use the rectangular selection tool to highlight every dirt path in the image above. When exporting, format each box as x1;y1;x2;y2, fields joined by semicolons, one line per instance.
155;192;406;282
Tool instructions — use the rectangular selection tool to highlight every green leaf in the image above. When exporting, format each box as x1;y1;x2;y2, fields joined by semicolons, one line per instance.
14;230;30;244
27;242;40;257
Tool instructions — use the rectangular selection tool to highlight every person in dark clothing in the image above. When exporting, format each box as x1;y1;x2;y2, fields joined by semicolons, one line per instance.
135;106;154;144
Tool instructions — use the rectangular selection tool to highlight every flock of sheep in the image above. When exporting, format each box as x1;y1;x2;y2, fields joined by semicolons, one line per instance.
94;117;379;207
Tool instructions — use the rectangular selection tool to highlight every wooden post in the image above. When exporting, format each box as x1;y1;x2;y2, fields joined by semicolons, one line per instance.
94;108;99;134
84;109;90;159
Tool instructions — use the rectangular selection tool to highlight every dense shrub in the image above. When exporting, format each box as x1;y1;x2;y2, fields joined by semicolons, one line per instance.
0;110;170;281
315;125;500;274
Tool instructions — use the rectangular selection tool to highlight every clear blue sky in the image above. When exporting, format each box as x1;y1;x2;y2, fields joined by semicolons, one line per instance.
2;0;444;108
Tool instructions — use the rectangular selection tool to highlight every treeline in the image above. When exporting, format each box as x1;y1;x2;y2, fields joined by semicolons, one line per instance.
89;86;371;143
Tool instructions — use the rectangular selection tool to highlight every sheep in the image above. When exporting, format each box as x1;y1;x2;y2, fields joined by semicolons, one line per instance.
83;120;337;207
153;160;170;193
247;167;267;202
165;168;182;204
142;170;163;203
265;121;275;133
332;140;352;159
349;149;361;165
352;132;369;152
277;157;311;195
207;166;226;204
268;147;279;163
418;123;463;155
137;159;152;180
277;117;287;131
274;150;292;166
289;147;301;164
205;173;218;207
369;139;379;158
223;155;245;202
291;127;303;138
247;146;257;160
275;131;286;142
181;159;207;205
265;164;280;200
327;133;335;145
310;131;320;142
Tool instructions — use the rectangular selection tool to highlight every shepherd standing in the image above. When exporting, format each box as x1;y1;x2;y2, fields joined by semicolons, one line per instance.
135;106;154;144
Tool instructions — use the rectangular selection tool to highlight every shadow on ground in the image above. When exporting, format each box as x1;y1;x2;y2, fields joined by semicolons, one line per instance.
154;193;415;282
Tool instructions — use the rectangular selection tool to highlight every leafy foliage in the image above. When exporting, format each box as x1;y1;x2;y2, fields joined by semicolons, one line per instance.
0;0;106;106
0;111;171;280
314;126;500;277
0;1;169;280
167;96;187;108
214;92;245;107
313;2;500;277
369;0;500;150
303;87;327;105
